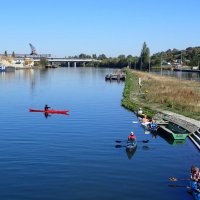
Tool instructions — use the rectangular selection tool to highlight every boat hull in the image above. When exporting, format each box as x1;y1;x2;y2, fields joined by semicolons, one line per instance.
159;125;188;140
126;140;137;152
29;108;69;115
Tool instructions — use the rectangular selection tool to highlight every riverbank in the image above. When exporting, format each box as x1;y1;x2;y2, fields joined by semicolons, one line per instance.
121;69;200;121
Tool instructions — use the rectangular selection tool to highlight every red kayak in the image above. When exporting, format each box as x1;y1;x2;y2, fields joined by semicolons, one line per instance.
29;108;69;115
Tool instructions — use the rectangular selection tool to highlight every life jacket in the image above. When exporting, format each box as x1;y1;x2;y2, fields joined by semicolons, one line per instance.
191;181;198;190
150;123;157;131
128;135;136;140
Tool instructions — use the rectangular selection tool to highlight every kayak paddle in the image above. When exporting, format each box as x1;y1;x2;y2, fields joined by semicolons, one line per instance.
115;139;149;143
168;177;190;181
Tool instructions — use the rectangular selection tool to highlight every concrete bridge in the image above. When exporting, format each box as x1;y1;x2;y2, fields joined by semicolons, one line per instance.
34;58;100;67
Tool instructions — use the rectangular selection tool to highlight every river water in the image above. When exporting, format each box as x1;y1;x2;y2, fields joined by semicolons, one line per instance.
152;69;200;82
0;67;199;200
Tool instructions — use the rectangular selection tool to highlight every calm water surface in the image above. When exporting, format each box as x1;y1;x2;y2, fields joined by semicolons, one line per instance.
152;70;200;82
0;67;199;200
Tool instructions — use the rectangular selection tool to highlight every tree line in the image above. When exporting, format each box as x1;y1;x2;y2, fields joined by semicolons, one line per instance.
2;44;200;70
70;43;200;70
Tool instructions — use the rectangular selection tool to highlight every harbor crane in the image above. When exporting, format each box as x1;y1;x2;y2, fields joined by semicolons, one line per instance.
29;43;38;55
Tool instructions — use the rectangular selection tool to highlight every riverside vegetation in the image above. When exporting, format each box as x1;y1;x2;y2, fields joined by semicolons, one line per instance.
121;69;200;120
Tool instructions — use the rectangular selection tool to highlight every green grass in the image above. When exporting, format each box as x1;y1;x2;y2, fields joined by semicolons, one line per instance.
121;69;200;120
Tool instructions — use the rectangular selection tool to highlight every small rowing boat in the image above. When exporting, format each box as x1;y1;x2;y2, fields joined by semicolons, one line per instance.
158;123;188;140
29;108;69;115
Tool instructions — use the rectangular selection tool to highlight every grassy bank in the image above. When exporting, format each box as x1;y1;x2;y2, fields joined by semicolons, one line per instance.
121;69;200;120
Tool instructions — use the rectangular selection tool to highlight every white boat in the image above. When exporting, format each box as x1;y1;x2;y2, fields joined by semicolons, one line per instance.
0;65;6;72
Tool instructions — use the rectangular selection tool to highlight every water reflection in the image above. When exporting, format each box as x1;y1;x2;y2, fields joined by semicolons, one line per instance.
151;131;157;139
115;142;137;160
157;130;186;146
44;112;51;118
105;79;124;85
142;145;150;150
126;146;137;160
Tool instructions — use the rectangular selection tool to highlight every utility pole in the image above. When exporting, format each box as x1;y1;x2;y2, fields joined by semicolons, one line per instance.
148;56;151;72
161;54;163;75
181;51;183;66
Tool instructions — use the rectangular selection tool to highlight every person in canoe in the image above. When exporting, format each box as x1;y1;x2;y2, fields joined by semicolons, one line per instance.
148;119;158;131
191;166;200;182
128;132;136;141
44;104;50;111
189;166;200;199
137;108;143;115
142;115;149;123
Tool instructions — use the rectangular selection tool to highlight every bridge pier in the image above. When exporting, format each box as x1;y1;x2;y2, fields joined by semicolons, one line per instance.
74;62;76;68
68;62;70;67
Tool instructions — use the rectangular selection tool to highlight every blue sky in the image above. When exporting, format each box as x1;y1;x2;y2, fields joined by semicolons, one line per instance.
1;0;200;57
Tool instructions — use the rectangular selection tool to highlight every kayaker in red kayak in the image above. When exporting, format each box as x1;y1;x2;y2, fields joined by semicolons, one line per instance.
128;132;136;140
44;104;50;111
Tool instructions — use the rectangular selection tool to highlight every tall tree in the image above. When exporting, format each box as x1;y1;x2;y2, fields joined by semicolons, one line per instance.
98;54;107;60
40;57;48;67
4;51;8;57
92;54;97;59
12;51;15;57
138;42;150;71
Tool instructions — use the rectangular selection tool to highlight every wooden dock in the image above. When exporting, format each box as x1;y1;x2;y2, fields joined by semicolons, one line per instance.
105;70;126;81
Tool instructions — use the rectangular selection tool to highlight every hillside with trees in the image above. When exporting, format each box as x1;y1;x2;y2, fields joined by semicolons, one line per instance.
69;44;200;70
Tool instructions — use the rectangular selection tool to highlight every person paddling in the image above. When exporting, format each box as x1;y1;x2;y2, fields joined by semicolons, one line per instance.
191;166;200;182
128;132;136;141
44;104;50;111
148;119;158;131
142;115;149;123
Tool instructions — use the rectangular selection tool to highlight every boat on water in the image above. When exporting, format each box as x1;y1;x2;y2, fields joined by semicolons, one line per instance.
0;65;15;72
158;130;186;145
0;65;6;72
29;108;69;115
126;139;137;152
105;70;126;81
45;64;58;68
158;122;188;140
